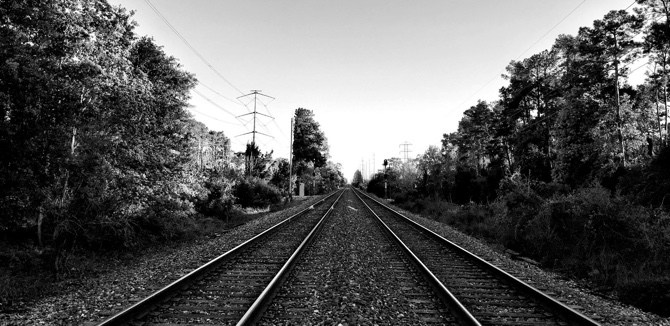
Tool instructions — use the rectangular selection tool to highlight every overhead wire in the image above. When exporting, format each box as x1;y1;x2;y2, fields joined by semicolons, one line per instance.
192;88;239;119
187;107;242;126
144;0;245;95
258;99;289;140
451;1;589;115
198;82;245;106
467;0;648;124
143;0;255;154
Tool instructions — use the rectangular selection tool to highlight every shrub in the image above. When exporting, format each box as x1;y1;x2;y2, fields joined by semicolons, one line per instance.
233;177;282;208
198;177;235;217
618;278;670;317
492;176;544;251
619;146;670;210
135;195;198;242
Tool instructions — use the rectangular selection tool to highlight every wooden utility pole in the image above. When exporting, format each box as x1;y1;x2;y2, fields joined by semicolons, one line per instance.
288;118;294;201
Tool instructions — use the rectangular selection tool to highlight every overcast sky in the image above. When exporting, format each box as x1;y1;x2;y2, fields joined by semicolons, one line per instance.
112;0;640;181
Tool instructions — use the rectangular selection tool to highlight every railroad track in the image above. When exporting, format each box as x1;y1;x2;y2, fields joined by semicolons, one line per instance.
96;186;602;325
352;187;601;326
259;188;458;325
97;189;344;326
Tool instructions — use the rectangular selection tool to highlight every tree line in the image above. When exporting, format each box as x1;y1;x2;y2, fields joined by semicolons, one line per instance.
363;1;670;316
0;0;341;271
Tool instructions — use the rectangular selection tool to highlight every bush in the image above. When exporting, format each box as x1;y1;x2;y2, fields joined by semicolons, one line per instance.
233;177;282;208
619;146;670;210
135;195;198;242
492;175;544;250
198;176;235;217
618;278;670;317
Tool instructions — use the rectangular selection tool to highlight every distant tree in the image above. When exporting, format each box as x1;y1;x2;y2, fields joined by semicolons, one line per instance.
244;142;273;180
586;10;644;165
352;170;363;188
269;158;293;195
454;101;497;174
319;161;344;191
639;0;670;146
417;146;448;198
498;49;563;180
292;108;328;175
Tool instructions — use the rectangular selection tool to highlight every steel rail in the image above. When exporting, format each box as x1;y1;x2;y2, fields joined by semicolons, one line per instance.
237;189;346;325
354;188;601;326
352;188;482;326
97;190;341;326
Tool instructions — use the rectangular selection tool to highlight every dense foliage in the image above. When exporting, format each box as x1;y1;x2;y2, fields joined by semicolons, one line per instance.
369;1;670;316
0;1;199;254
291;108;343;195
0;0;345;287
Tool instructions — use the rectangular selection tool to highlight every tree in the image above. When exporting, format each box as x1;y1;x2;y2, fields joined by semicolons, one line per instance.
292;108;328;175
417;146;446;198
0;1;197;254
639;0;670;146
454;101;497;174
269;158;293;195
318;161;344;191
244;142;273;179
499;50;563;180
352;170;363;188
584;10;644;166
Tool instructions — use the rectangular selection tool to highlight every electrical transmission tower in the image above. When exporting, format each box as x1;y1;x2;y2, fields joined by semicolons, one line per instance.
236;90;274;176
236;90;275;144
399;142;412;162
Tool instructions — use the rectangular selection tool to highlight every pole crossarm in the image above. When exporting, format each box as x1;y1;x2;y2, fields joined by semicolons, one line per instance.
235;90;275;144
236;130;273;138
237;111;274;119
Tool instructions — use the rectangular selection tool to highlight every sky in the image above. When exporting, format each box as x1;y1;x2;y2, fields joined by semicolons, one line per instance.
111;0;641;182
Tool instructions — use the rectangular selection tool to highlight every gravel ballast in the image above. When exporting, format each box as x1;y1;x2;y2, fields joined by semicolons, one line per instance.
261;190;454;325
0;196;323;326
365;192;670;326
2;189;669;325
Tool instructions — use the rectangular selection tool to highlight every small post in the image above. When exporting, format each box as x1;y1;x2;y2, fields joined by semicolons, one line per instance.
288;118;293;202
383;159;388;201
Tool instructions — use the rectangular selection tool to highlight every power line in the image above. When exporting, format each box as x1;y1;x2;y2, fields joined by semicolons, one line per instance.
198;82;245;106
236;90;275;144
144;0;244;95
629;62;648;74
187;107;243;126
454;0;646;121
192;88;238;118
399;142;412;162
451;0;588;114
625;0;636;10
516;0;587;62
258;99;289;141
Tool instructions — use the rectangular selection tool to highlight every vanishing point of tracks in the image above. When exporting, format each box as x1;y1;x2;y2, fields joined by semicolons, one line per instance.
97;187;601;325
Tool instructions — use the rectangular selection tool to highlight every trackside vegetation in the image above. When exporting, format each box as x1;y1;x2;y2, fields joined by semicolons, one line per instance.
0;0;342;306
364;1;670;316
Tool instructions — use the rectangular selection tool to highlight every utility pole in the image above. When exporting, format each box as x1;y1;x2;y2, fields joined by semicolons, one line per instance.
383;159;388;200
288;117;294;202
399;141;412;163
236;90;274;176
361;158;365;182
372;153;375;176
